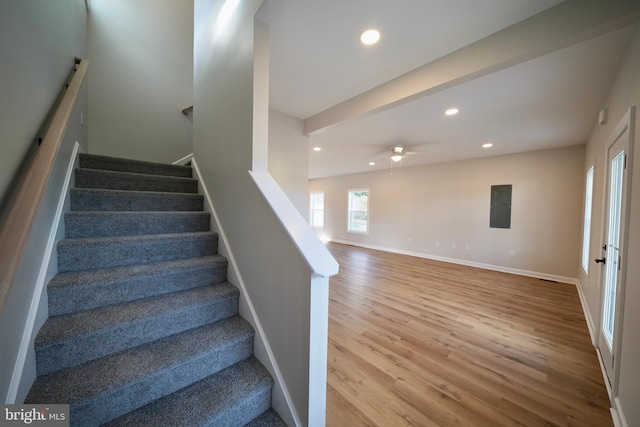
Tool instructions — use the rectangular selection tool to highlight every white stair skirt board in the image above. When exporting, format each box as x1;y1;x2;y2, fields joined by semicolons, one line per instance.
7;141;81;403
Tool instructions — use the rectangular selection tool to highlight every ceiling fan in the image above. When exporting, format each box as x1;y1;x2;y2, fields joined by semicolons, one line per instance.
366;144;430;175
386;145;427;162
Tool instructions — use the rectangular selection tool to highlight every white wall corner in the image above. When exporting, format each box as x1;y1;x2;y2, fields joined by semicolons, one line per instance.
252;17;269;173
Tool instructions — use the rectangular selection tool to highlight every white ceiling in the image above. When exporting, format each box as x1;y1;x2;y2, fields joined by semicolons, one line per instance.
257;0;638;178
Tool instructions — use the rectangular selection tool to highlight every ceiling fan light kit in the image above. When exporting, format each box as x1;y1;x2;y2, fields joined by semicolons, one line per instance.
390;145;404;162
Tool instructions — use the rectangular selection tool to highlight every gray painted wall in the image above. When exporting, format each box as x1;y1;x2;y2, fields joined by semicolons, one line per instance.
194;1;322;424
310;145;585;280
0;0;87;221
580;24;640;426
0;0;88;403
269;109;310;217
87;0;193;163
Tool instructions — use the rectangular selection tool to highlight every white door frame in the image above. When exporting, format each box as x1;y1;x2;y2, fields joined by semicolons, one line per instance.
595;106;635;401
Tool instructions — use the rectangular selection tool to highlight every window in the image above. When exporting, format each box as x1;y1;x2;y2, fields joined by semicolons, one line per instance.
309;191;325;228
582;166;594;273
348;189;369;233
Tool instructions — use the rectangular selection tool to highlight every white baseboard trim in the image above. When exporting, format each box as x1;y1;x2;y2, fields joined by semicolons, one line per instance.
331;239;579;285
612;397;628;427
575;281;597;345
596;344;613;399
172;153;193;166
595;346;629;427
191;159;300;427
573;283;619;426
6;142;80;403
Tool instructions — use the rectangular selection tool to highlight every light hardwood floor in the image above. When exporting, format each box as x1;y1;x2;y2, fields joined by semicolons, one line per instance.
325;242;612;427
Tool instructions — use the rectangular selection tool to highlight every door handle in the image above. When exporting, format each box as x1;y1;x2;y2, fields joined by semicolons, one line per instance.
595;257;606;264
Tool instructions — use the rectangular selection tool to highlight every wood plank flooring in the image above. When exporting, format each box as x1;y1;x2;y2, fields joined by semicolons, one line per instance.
325;243;612;427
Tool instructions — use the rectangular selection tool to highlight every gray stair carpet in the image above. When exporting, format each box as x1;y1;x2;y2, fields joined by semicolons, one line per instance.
26;153;286;427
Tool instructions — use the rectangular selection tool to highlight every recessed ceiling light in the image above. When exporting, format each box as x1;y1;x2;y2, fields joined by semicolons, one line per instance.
360;29;380;45
313;147;321;152
369;162;376;166
482;143;493;148
445;108;459;116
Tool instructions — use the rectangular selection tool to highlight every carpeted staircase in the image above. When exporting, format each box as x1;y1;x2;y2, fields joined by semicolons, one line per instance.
25;153;287;427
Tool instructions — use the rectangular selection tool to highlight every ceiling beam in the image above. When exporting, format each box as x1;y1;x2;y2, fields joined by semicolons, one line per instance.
303;0;640;135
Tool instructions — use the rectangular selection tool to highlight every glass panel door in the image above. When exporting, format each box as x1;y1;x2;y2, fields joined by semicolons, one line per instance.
602;151;624;348
596;107;634;399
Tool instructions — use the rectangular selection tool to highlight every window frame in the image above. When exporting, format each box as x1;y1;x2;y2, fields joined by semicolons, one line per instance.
347;188;369;234
581;166;595;273
309;191;325;229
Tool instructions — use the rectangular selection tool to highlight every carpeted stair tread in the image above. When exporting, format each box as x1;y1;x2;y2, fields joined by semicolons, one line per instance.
70;188;204;212
29;153;280;426
64;211;211;238
35;283;240;375
79;153;192;178
26;316;255;427
104;357;275;427
76;168;198;193
48;255;228;316
245;409;289;427
57;231;218;272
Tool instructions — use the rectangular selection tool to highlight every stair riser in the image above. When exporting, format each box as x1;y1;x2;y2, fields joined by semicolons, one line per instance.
79;154;192;178
37;295;239;376
48;262;227;316
64;212;211;238
70;189;204;212
69;336;254;427
76;169;198;194
57;234;217;272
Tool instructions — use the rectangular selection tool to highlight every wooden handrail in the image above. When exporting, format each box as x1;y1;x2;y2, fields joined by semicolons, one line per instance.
182;105;193;115
0;58;89;311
